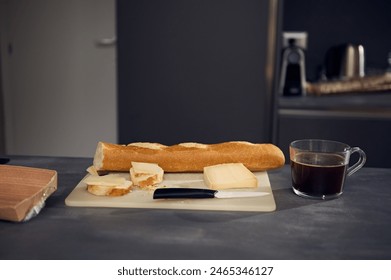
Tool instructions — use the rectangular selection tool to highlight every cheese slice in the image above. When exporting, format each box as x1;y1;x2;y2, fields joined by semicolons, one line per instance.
83;174;132;196
83;174;126;186
203;163;258;190
86;181;132;196
86;165;99;175
130;162;164;188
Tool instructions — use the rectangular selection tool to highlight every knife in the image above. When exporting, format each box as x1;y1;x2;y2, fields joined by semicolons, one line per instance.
153;188;269;199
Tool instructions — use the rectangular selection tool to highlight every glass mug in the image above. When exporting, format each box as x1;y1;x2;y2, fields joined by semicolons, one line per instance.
289;139;366;199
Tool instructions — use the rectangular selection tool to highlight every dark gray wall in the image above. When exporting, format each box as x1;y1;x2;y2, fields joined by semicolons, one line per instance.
283;0;391;81
117;0;281;145
278;113;391;168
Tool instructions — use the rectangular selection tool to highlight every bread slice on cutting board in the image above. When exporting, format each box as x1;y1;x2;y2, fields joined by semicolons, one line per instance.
83;162;164;195
83;174;132;196
130;162;164;188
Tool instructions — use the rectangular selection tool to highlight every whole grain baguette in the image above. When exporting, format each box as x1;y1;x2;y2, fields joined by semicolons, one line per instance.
93;141;285;172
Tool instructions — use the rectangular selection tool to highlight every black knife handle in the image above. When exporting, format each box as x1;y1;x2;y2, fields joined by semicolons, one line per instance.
153;188;217;199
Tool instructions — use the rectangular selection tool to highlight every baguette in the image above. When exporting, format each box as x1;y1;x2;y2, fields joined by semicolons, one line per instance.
93;141;285;172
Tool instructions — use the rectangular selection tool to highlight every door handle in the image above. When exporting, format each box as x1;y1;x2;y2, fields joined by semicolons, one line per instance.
96;37;116;47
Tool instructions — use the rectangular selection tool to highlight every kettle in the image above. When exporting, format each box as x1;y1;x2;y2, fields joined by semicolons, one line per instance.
324;43;365;80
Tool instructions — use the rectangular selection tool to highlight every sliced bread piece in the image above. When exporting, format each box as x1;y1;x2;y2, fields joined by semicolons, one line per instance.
83;174;132;196
130;162;164;188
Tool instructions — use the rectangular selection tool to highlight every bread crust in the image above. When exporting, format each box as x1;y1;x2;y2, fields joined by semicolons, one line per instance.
93;141;285;172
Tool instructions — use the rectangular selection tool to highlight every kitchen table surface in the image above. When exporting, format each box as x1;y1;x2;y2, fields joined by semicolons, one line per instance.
0;156;390;260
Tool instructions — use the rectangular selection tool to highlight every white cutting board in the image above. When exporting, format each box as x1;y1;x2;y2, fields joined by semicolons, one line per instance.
65;172;276;212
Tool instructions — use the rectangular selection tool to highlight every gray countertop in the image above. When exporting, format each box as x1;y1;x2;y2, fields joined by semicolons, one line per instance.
0;156;390;260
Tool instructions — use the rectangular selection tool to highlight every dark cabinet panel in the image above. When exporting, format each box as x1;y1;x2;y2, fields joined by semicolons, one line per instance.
277;110;391;168
117;0;281;145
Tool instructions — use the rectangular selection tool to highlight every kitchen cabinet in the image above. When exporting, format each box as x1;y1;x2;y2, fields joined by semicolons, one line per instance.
274;93;391;168
116;0;281;145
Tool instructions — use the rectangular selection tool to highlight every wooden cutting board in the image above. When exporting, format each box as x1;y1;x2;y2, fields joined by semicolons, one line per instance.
65;172;276;212
0;165;57;222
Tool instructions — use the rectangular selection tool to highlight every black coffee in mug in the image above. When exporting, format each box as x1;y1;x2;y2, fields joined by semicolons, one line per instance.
289;139;366;200
291;152;347;197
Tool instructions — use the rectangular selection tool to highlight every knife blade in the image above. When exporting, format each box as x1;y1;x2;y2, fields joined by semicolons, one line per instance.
153;188;269;199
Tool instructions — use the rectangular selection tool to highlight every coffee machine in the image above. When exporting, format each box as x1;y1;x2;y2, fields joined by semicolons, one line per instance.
279;32;307;96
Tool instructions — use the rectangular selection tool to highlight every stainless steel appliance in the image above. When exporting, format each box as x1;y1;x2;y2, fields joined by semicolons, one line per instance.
324;43;365;80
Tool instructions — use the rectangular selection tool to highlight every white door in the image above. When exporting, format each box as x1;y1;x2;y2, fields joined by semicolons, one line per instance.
0;0;116;157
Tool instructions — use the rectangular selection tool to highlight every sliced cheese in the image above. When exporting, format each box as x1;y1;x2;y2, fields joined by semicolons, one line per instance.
86;181;132;196
86;165;109;176
86;165;99;175
130;162;164;188
83;174;126;186
131;162;163;178
83;174;132;196
203;163;258;190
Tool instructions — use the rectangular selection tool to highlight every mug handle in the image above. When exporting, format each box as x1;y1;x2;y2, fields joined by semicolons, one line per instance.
347;147;366;176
